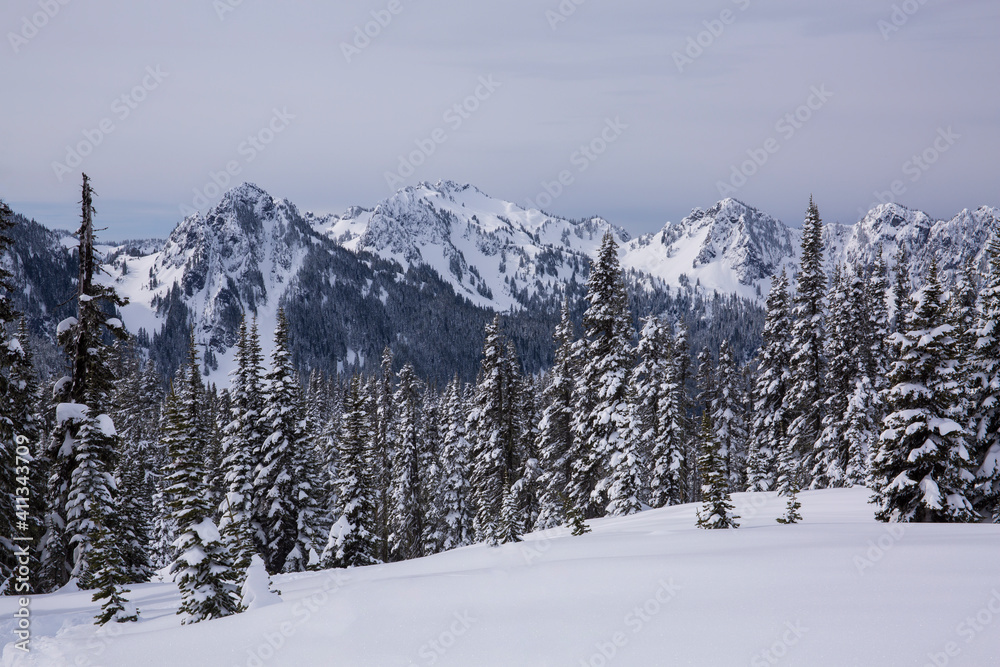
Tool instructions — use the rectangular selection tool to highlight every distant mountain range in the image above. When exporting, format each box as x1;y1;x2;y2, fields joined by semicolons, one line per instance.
4;180;995;383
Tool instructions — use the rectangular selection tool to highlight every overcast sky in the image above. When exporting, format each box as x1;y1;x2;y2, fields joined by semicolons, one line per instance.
2;0;997;239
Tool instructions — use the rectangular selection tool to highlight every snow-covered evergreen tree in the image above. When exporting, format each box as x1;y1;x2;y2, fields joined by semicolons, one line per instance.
163;375;241;623
39;175;129;592
419;386;446;556
605;393;646;516
843;376;879;487
219;315;264;571
389;363;425;559
713;340;747;491
695;414;738;529
438;377;474;549
322;376;379;568
748;269;792;492
872;260;977;523
786;197;826;485
649;328;689;507
971;233;1000;522
372;348;395;562
0;201;44;591
535;301;578;529
254;310;317;573
89;506;138;624
814;265;854;487
572;232;634;519
469;316;521;545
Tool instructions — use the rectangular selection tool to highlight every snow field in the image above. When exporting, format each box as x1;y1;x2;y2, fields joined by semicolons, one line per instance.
3;488;1000;666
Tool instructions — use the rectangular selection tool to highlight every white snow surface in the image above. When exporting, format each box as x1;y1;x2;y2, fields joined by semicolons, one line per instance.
4;488;999;666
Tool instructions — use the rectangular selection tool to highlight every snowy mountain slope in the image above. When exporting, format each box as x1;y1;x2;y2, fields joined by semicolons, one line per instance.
841;202;1000;278
4;489;999;666
620;198;807;300
91;182;995;383
311;180;628;311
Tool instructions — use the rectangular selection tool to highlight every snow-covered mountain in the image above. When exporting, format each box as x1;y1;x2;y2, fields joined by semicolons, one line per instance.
119;182;317;353
88;180;995;382
309;180;627;310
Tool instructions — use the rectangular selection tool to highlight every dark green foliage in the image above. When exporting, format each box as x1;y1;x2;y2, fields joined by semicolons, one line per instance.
695;414;739;529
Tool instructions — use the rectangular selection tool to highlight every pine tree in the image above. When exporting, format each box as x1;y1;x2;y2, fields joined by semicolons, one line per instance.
748;269;792;492
872;260;977;523
39;175;129;591
164;374;241;623
108;343;158;583
775;487;803;525
219;316;264;571
863;252;891;388
322;376;378;568
255;310;316;573
468;316;521;545
571;232;634;519
786;197;826;486
509;356;541;534
389;364;425;559
713;340;747;491
649;328;688;507
372;348;395;562
89;507;138;624
438;377;474;549
695;414;738;529
843;376;879;487
971;233;1000;522
814;265;854;487
605;395;646;516
535;301;578;529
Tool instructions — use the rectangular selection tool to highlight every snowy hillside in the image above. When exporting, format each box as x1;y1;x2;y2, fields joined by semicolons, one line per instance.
310;180;627;311
92;181;997;383
4;488;999;666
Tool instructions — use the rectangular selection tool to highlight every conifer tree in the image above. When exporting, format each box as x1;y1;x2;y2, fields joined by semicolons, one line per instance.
971;233;1000;522
322;376;378;568
863;253;891;388
786;197;826;485
649;328;689;507
605;394;646;517
39;175;129;591
89;507;138;624
695;414;738;529
713;340;747;491
389;363;425;559
775;486;803;525
748;269;792;492
419;386;446;556
872;260;976;523
814;265;854;487
438;377;474;549
1;202;44;593
535;301;578;529
219;315;265;571
255;310;316;573
372;348;395;562
164;377;241;623
843;376;879;487
572;232;634;519
469;316;521;544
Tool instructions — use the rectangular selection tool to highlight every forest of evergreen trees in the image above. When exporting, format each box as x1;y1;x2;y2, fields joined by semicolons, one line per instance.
2;180;998;625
